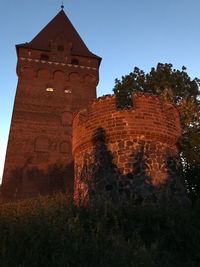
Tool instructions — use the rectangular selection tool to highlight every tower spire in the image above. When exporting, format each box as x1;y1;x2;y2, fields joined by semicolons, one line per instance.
61;1;64;10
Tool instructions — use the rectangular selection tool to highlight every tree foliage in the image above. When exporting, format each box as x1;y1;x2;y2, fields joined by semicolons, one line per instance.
113;63;200;201
114;63;199;101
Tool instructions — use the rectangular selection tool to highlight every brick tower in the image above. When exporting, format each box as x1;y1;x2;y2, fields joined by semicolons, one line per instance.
2;9;101;199
73;94;183;203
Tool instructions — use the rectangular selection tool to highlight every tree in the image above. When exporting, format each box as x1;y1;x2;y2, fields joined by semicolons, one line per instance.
113;63;200;201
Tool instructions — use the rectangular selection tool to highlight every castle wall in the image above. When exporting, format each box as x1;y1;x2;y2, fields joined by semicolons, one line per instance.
72;94;182;201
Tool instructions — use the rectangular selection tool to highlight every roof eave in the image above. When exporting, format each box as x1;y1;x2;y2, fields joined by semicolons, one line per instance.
15;43;102;67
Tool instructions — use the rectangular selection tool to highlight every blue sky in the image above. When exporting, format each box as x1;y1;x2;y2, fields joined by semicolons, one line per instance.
1;0;200;182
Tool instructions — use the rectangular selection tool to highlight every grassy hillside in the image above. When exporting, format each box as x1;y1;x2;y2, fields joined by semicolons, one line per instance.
0;194;200;267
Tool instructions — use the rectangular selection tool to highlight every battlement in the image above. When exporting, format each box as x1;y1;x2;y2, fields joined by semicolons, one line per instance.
73;93;181;154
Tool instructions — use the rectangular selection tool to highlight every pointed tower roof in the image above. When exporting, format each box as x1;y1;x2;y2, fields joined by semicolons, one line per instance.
16;10;101;61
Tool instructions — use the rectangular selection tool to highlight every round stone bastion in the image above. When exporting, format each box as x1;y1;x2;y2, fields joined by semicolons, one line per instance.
72;93;182;201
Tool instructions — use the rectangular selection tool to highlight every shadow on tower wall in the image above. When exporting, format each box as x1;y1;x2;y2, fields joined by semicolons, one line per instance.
79;127;120;203
78;127;188;205
1;161;74;201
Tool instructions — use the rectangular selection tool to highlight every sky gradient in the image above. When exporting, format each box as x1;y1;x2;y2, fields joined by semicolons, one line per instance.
1;0;200;182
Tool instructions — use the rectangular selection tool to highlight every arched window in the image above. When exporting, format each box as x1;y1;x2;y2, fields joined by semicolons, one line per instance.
46;87;54;92
84;74;96;84
37;69;50;79
64;86;72;94
46;83;54;93
53;70;65;81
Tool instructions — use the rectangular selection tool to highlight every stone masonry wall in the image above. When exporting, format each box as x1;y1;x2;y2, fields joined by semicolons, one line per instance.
72;93;182;202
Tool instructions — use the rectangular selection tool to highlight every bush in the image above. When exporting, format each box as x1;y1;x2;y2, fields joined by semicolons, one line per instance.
0;194;200;267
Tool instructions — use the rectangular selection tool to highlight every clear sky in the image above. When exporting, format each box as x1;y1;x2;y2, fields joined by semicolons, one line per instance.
1;0;200;183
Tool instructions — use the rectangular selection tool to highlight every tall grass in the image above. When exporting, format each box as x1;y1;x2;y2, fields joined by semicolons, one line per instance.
0;194;200;267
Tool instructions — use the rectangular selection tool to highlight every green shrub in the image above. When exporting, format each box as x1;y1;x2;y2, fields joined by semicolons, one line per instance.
0;194;200;267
